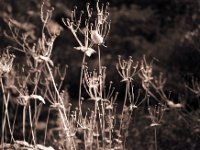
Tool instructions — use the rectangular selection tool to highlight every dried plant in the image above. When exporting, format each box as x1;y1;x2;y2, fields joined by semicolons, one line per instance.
147;103;166;150
0;0;194;150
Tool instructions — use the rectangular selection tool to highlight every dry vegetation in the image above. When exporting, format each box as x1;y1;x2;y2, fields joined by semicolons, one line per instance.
0;0;200;150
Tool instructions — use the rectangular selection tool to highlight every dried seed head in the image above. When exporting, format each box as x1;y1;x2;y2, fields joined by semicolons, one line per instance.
91;30;103;44
0;51;15;76
74;46;96;57
167;100;183;108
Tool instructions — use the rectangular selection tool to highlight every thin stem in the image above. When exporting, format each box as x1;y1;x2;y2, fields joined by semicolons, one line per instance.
98;46;102;75
32;66;43;133
45;61;69;124
97;45;106;148
96;124;100;150
108;110;112;149
78;53;86;116
1;78;6;145
23;105;27;142
45;61;74;144
11;104;18;142
28;105;36;148
45;62;62;104
5;93;14;142
28;69;41;145
120;80;129;132
46;62;67;109
44;108;51;146
1;77;6;145
154;127;157;150
1;78;14;144
71;30;83;47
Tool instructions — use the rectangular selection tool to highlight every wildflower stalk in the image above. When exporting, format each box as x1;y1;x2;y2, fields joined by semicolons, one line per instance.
154;126;157;150
31;69;43;145
107;108;113;149
97;45;106;148
70;28;84;47
66;1;111;148
45;62;68;126
98;46;102;76
46;61;77;149
44;108;51;145
78;53;86;116
45;61;77;148
23;104;27;141
28;105;36;148
120;80;129;132
148;103;166;150
11;104;18;141
1;78;14;145
1;77;6;145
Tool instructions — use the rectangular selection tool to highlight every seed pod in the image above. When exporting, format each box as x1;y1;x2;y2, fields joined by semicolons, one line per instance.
91;30;103;44
74;46;96;57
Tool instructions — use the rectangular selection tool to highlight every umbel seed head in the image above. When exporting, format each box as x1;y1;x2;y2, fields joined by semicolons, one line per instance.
91;30;103;44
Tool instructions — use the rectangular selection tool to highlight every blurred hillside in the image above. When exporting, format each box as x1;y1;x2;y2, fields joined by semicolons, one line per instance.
0;0;200;102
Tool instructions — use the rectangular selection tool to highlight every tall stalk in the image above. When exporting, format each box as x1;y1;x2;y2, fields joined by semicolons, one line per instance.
1;77;6;146
154;127;157;150
97;45;106;148
45;61;74;145
120;80;129;132
1;78;14;145
78;53;86;116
